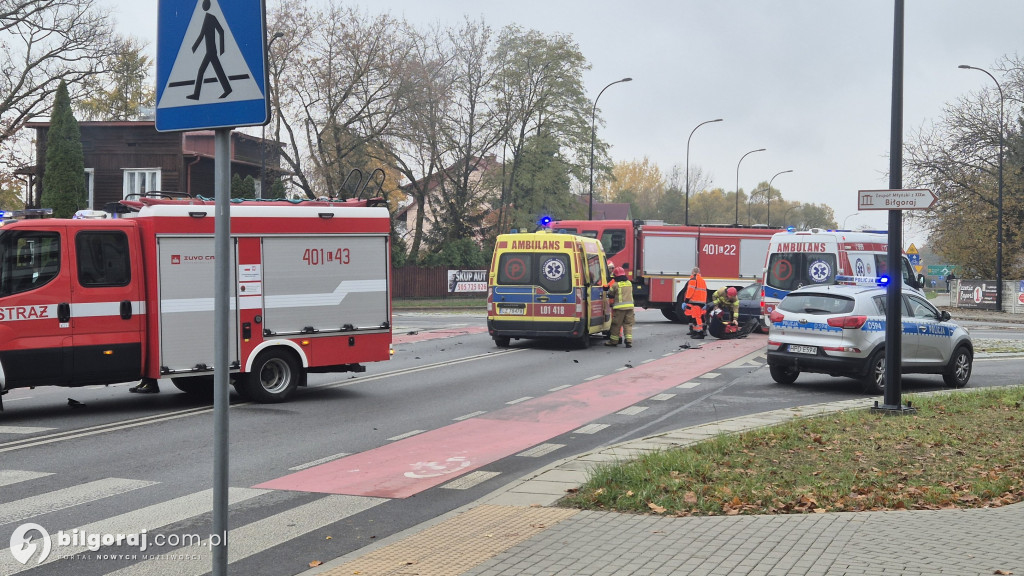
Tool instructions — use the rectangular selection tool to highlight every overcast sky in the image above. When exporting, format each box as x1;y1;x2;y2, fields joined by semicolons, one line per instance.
110;0;1023;247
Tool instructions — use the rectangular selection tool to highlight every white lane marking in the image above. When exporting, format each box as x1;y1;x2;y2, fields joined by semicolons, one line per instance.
573;423;609;435
387;430;425;441
453;411;487;421
0;406;216;454
651;393;676;401
506;396;533;405
0;488;266;575
0;478;157;524
441;470;501;490
516;443;565;458
105;494;386;576
641;358;656;364
548;384;573;391
288;452;352;471
584;375;604;381
699;372;720;379
0;470;53;487
617;406;648;416
677;382;700;389
0;425;55;434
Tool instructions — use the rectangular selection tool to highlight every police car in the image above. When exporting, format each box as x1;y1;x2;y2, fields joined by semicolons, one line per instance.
765;283;972;394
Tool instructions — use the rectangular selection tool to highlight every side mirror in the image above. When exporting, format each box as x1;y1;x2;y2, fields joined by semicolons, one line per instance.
940;310;951;322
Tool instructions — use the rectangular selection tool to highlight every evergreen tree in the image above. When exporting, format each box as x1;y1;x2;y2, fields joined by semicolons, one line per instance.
41;81;87;217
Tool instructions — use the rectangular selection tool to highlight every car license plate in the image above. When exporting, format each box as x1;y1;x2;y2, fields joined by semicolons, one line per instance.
497;304;526;316
789;344;817;355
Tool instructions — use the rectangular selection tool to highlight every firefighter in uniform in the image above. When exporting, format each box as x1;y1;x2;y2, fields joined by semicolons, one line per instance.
604;267;635;348
681;267;708;338
708;286;740;326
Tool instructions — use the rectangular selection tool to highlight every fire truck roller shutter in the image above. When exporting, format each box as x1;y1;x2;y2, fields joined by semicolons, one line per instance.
260;236;389;335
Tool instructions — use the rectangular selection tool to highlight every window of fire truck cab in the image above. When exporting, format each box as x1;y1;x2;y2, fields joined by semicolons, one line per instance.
0;230;61;296
76;231;130;287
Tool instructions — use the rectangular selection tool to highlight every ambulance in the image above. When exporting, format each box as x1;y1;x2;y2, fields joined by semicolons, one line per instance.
761;228;924;322
0;196;392;409
487;231;611;348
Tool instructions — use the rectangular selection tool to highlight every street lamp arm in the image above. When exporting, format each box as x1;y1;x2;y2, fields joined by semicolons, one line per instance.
589;77;633;220
734;148;765;226
959;64;1004;310
765;169;792;227
684;118;723;226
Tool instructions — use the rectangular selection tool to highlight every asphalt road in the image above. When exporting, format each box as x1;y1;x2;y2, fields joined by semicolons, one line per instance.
1;309;1020;575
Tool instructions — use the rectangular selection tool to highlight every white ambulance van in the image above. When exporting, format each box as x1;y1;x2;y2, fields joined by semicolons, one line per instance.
761;229;924;321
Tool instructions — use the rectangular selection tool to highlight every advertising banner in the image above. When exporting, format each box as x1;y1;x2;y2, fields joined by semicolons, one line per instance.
448;269;487;293
956;280;999;310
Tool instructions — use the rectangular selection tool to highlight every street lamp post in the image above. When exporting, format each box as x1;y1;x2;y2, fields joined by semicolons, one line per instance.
261;31;285;199
685;118;723;226
766;169;792;227
589;77;632;220
735;148;765;225
958;64;1004;311
842;212;860;229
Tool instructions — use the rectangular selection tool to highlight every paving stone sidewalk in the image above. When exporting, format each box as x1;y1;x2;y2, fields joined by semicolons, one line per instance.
311;392;1024;576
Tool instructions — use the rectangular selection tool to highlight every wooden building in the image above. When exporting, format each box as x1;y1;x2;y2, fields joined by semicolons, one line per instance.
24;120;283;210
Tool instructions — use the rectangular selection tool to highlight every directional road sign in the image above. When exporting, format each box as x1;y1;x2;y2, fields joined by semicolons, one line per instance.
857;189;937;211
156;0;268;132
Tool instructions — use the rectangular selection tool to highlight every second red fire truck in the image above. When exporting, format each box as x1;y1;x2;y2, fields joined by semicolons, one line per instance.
552;219;778;321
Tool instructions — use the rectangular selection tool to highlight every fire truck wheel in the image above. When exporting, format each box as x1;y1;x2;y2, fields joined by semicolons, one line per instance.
243;350;299;403
660;306;683;322
172;375;214;398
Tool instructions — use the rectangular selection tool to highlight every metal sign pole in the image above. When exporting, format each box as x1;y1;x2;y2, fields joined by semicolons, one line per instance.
212;128;231;575
874;0;915;415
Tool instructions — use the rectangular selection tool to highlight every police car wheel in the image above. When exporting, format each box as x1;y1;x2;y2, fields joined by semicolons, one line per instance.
861;350;886;395
769;365;799;385
243;350;299;403
942;346;972;388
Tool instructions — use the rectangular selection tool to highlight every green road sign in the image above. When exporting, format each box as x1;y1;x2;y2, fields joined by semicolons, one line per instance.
926;265;956;276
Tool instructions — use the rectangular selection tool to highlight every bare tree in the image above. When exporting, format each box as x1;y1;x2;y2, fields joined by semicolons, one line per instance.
905;55;1024;278
268;0;414;199
0;0;119;143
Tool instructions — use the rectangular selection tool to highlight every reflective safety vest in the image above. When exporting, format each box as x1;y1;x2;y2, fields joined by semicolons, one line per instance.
611;279;634;310
684;275;708;304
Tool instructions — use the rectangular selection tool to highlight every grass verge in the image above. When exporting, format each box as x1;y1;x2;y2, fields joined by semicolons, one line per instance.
561;387;1024;516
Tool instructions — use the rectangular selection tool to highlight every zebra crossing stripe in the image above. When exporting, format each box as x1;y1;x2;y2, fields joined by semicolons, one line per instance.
0;469;53;487
0;487;267;575
0;478;156;525
105;494;386;576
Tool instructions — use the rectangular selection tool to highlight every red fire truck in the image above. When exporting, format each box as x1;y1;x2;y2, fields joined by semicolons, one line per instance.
0;197;392;409
551;220;778;321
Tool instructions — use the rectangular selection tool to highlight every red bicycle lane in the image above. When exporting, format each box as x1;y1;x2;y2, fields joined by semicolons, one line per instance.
255;336;765;498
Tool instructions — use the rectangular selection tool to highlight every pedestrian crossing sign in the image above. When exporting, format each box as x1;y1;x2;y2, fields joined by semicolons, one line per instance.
156;0;268;132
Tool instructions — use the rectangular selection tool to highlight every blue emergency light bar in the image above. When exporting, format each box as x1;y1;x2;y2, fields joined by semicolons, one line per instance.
835;274;891;287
